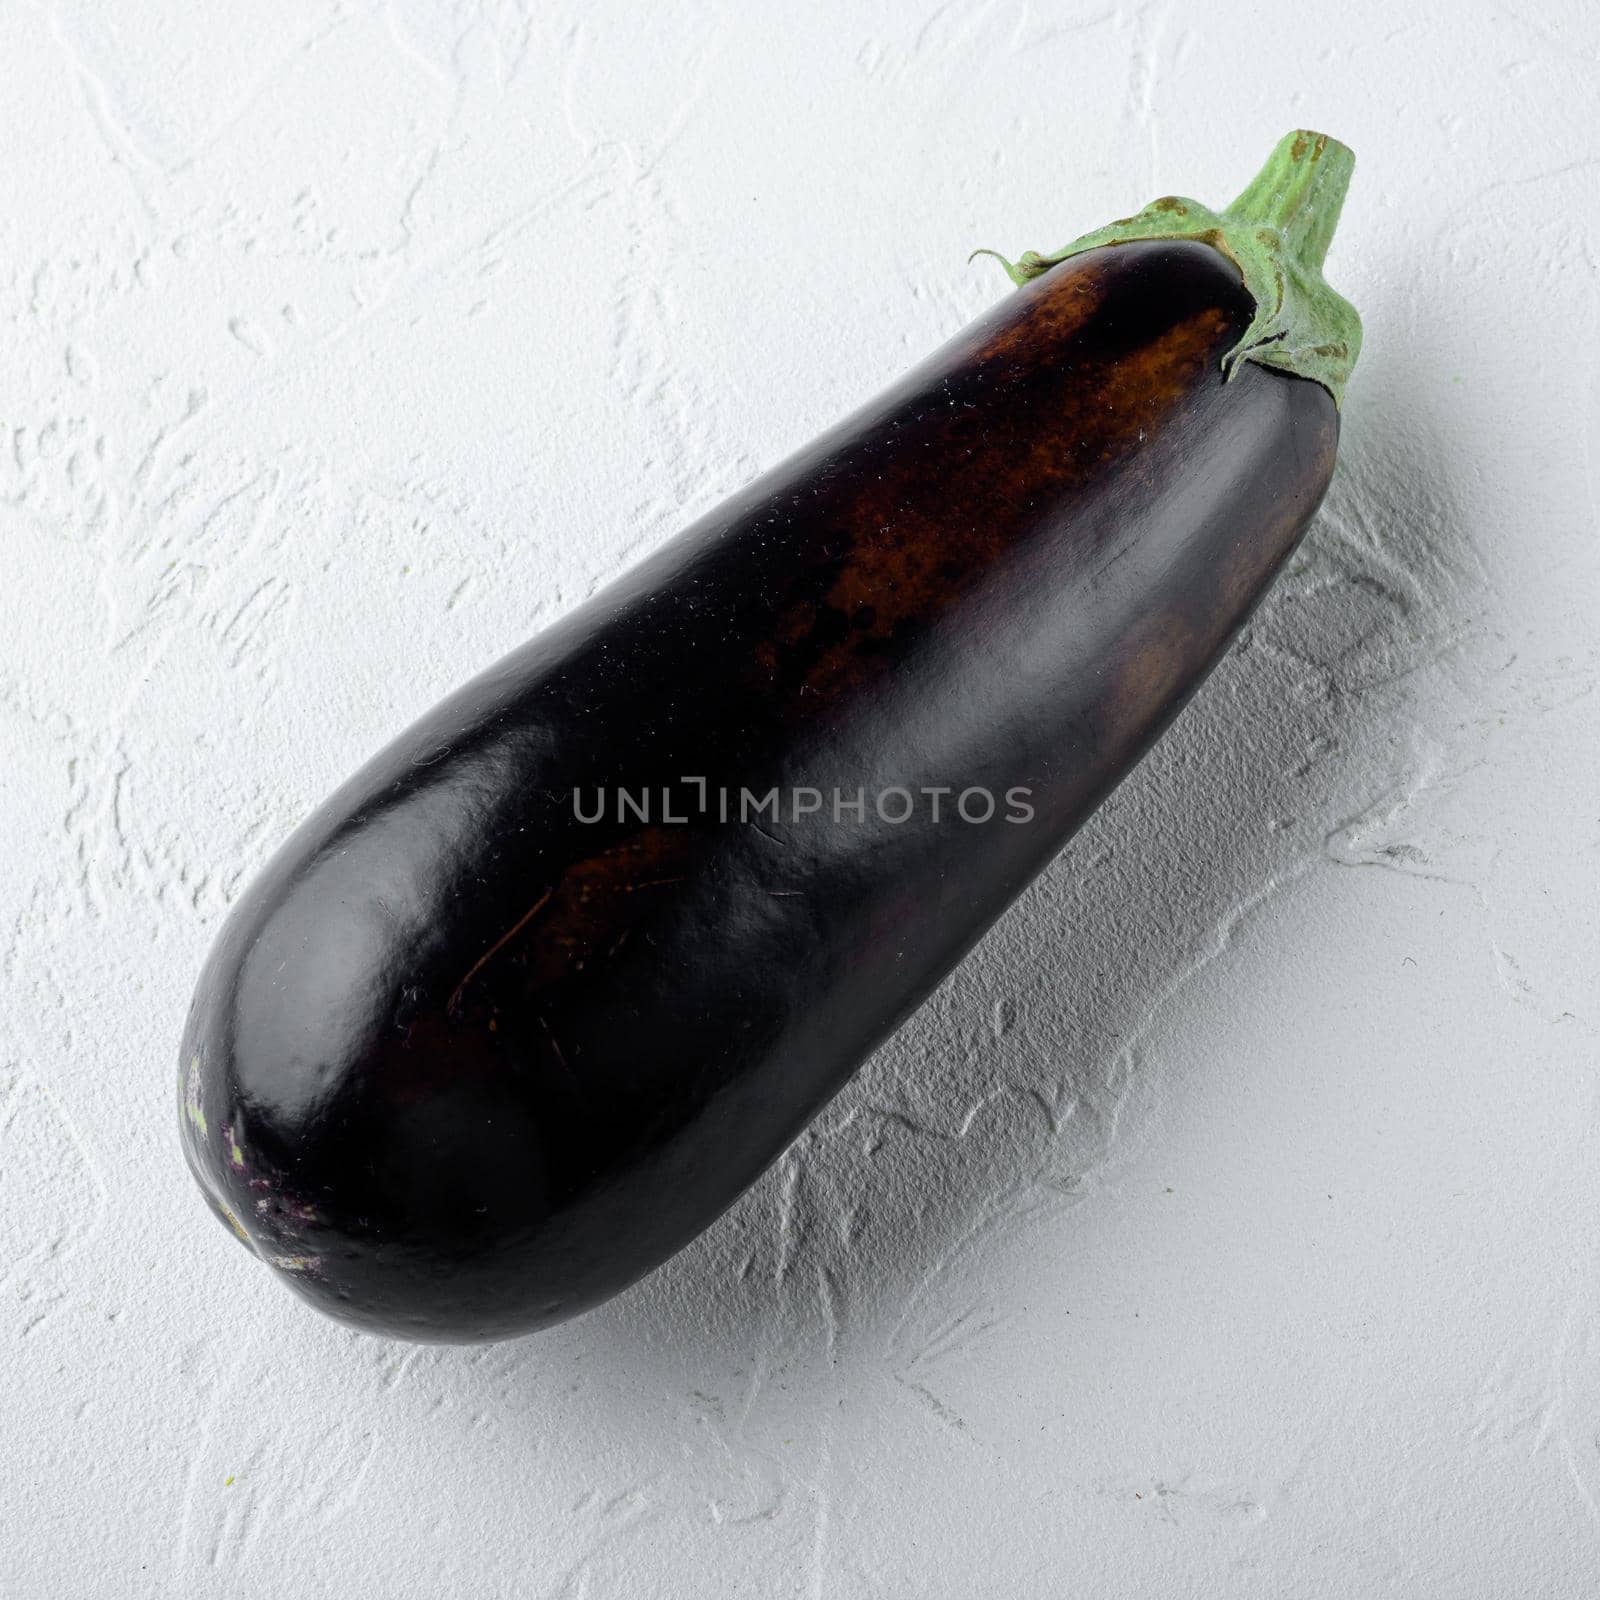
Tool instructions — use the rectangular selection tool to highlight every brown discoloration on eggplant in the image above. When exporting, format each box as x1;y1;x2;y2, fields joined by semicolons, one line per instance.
748;250;1261;709
969;257;1107;365
1098;394;1338;752
488;825;692;997
779;305;1239;703
181;240;1340;1341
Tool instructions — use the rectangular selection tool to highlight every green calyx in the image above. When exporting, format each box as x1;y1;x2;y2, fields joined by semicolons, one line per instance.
976;130;1362;406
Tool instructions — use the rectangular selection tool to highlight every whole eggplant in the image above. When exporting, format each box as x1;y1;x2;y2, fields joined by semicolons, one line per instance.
181;132;1361;1341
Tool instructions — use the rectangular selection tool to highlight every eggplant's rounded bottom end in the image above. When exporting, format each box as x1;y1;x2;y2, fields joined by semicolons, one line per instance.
186;1158;593;1344
178;943;605;1343
265;1252;592;1345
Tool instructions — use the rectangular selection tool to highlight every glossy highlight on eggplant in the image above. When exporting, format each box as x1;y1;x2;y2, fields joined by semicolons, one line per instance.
181;134;1359;1341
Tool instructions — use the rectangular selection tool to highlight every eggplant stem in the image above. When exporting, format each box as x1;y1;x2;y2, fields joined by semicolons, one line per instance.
1227;130;1352;276
974;130;1363;407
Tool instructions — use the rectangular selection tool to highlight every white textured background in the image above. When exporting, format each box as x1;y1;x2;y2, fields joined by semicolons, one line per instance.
3;1;1598;1594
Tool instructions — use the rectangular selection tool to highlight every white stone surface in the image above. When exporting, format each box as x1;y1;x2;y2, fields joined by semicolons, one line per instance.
3;0;1598;1592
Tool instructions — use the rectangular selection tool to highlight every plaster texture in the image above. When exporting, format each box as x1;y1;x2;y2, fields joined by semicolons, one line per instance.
3;1;1598;1593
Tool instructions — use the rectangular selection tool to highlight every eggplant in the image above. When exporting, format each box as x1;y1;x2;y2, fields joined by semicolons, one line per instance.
181;131;1361;1341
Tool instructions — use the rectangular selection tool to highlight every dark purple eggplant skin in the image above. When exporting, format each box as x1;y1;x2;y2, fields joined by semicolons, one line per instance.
180;239;1338;1341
